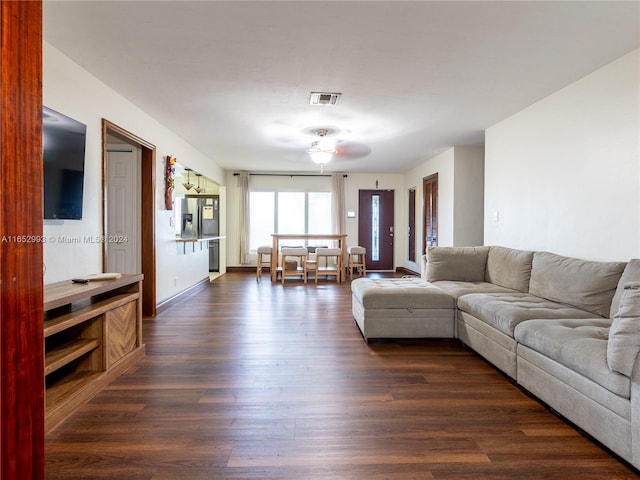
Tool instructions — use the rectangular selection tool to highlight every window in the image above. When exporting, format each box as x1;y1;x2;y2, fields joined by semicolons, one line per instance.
408;188;416;262
249;191;332;250
307;192;332;247
371;194;380;261
277;192;305;233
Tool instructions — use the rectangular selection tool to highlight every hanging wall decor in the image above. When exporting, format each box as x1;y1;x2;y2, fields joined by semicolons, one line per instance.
164;155;176;210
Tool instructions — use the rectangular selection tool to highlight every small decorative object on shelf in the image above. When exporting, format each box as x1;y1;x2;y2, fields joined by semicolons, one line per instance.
164;155;176;210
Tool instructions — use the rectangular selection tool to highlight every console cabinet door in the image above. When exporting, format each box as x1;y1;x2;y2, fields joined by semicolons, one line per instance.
104;300;138;368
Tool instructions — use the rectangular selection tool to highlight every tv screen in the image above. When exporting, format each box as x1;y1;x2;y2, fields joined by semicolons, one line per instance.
42;106;87;220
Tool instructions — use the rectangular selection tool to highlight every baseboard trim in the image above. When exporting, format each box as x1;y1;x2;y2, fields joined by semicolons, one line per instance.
155;277;211;314
396;266;420;276
225;265;419;277
226;266;257;273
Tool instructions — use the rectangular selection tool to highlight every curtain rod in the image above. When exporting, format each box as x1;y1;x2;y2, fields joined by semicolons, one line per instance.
233;173;347;177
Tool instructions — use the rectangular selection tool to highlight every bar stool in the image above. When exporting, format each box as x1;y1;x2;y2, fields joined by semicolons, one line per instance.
281;247;309;284
348;246;367;278
256;246;272;282
315;247;342;283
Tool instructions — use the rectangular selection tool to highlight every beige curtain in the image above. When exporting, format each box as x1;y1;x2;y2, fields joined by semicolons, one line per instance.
238;172;251;265
331;174;345;236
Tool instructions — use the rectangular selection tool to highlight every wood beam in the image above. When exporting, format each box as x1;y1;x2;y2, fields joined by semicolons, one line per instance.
0;1;44;479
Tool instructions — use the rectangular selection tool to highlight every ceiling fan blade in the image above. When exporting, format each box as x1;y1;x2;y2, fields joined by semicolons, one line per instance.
335;141;372;159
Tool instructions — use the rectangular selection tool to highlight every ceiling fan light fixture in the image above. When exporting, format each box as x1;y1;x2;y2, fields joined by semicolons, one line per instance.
309;150;333;165
306;128;337;172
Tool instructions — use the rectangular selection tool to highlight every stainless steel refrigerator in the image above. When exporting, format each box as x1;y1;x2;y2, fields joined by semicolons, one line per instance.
181;195;220;271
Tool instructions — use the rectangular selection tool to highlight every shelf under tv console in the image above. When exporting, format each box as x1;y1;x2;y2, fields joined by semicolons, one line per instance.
43;274;145;433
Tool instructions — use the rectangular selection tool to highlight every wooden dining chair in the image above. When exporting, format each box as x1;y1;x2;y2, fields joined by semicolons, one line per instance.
280;247;309;284
315;247;342;283
347;246;367;279
256;246;272;282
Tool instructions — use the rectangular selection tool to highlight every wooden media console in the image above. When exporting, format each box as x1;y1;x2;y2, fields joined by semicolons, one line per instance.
43;274;145;433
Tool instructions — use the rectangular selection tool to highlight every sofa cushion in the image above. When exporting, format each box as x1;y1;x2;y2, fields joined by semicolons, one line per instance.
610;259;640;318
515;318;629;399
529;252;626;317
426;246;489;282
432;280;517;300
607;282;640;377
457;292;600;338
485;246;534;293
350;277;454;309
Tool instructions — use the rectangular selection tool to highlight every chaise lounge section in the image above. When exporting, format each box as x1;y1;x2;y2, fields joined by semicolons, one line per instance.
351;246;640;469
350;277;456;339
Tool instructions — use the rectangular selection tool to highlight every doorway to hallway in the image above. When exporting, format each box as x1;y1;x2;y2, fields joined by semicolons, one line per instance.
102;120;157;315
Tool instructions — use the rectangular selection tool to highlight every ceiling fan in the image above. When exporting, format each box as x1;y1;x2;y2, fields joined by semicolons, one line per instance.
306;129;337;172
269;125;372;170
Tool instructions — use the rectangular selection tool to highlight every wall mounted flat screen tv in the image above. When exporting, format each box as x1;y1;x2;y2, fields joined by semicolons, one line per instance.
43;106;87;220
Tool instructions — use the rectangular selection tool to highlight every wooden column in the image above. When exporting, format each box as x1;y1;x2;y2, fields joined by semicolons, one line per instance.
0;2;44;479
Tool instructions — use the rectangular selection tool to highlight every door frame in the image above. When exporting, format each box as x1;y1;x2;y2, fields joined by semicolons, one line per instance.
102;119;157;316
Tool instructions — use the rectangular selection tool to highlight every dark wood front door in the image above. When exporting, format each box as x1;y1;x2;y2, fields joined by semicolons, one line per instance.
358;190;395;271
423;173;438;254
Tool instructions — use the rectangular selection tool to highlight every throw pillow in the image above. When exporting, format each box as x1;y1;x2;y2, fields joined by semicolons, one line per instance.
529;251;626;318
485;246;534;293
607;281;640;377
426;246;489;282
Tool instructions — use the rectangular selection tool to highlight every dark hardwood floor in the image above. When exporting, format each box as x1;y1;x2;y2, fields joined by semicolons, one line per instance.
45;273;638;479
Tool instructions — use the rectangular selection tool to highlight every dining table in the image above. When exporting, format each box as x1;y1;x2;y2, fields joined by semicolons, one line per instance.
270;233;348;282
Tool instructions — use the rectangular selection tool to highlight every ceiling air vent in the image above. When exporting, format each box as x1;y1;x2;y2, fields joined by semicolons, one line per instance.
309;92;341;106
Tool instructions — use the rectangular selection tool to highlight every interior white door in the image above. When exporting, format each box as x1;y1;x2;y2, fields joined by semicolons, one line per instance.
106;145;141;274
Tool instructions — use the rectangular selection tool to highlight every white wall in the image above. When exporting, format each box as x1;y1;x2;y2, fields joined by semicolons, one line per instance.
43;43;226;302
402;148;454;273
401;146;484;272
453;147;485;247
485;49;639;262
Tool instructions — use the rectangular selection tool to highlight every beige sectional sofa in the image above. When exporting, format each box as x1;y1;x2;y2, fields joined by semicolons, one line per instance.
350;246;640;469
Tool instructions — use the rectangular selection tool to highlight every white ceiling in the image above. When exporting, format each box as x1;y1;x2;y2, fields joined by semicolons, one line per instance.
43;1;639;174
